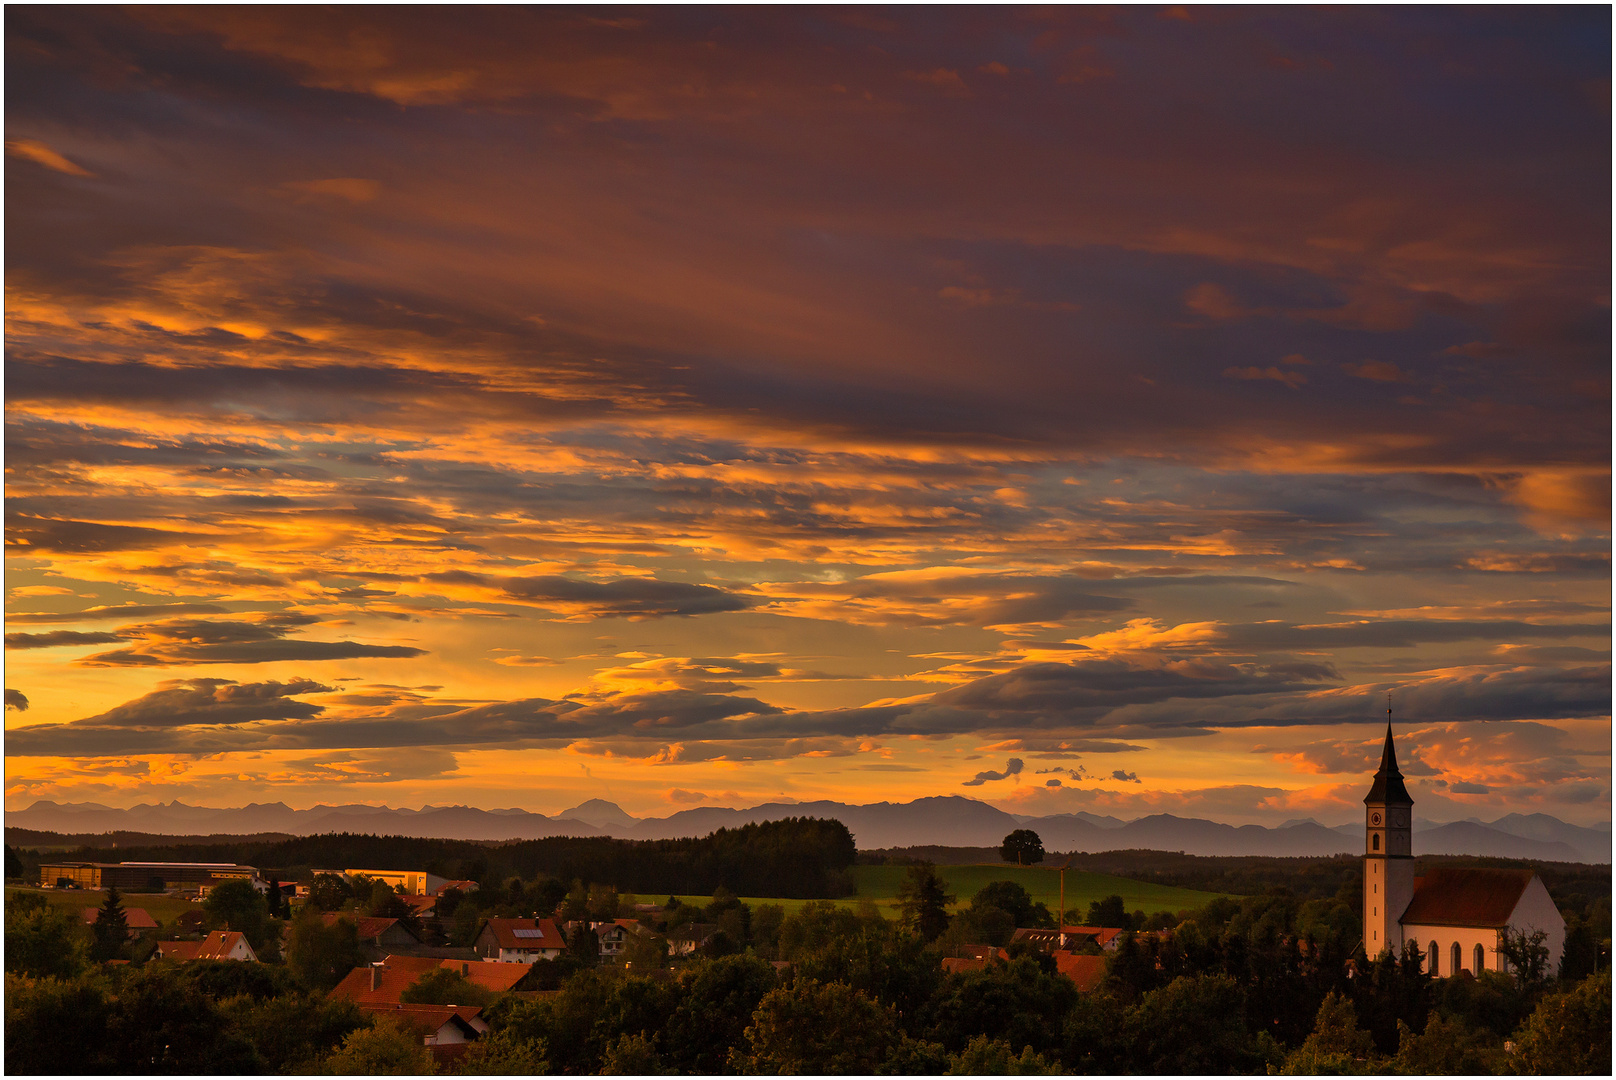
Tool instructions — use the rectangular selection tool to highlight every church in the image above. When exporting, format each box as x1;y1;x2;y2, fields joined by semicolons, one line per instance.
1362;723;1565;978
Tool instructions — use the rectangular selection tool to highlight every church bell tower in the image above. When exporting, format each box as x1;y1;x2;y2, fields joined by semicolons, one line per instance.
1363;702;1414;959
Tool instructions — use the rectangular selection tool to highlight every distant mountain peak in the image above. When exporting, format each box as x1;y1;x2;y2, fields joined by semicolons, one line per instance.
558;799;639;830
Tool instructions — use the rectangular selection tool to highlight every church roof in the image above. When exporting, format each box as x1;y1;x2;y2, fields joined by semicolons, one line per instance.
1363;724;1413;805
1398;868;1534;929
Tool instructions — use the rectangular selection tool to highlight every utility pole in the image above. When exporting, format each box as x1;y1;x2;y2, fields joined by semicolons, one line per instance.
1057;854;1074;946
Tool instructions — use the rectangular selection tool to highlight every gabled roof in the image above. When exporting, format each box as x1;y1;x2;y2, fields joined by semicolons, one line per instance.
1363;724;1413;805
82;907;159;929
321;911;420;943
668;921;719;943
357;1002;487;1040
330;956;442;1002
435;879;479;895
479;917;565;951
1011;925;1124;949
330;955;537;1003
1052;951;1108;992
1399;868;1535;929
195;930;255;961
158;940;203;961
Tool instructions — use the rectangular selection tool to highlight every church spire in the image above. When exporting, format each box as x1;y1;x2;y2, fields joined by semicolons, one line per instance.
1364;696;1413;806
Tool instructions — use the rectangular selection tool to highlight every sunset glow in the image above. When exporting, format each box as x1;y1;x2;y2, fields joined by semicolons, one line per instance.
5;7;1609;826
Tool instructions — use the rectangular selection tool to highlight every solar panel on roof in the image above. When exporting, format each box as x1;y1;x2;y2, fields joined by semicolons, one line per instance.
512;928;547;938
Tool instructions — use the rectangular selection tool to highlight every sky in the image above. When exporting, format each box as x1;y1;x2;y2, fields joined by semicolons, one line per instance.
4;7;1611;827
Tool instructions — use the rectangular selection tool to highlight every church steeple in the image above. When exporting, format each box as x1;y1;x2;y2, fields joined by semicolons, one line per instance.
1363;694;1415;960
1363;722;1413;806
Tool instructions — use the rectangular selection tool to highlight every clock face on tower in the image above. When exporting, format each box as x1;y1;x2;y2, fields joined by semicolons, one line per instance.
1389;809;1405;828
1370;812;1382;826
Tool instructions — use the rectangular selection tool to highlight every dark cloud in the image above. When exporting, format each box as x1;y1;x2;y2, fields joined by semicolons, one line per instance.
1111;770;1140;783
6;630;125;650
6;689;30;711
70;616;426;667
5;603;233;625
962;757;1024;786
428;571;751;618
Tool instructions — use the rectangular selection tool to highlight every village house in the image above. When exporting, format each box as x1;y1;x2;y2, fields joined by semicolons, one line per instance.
474;917;566;962
80;906;159;939
667;921;721;956
321;911;423;952
596;918;661;960
157;930;257;962
329;955;537;1004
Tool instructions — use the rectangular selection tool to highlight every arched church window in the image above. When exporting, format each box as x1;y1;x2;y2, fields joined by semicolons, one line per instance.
1475;943;1485;975
1372;834;1380;851
1451;941;1462;974
1429;941;1439;975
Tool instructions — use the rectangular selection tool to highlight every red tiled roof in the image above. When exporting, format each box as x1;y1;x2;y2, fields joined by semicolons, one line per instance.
1052;951;1107;992
401;894;438;916
158;940;203;961
479;917;564;951
321;911;418;943
1399;868;1535;929
82;907;159;929
330;956;442;1003
196;930;253;960
356;1002;486;1041
435;880;479;895
439;958;535;993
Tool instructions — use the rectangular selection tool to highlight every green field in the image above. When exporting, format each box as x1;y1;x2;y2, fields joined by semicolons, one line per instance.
663;863;1230;919
6;886;200;926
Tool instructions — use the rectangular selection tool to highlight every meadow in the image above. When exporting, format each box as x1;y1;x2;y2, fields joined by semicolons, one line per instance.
6;885;199;925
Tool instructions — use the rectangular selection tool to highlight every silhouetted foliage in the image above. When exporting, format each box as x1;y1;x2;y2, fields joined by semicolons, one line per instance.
999;829;1045;865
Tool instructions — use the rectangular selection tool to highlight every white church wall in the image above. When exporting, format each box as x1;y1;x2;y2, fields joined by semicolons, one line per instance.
1507;875;1566;978
1402;922;1502;977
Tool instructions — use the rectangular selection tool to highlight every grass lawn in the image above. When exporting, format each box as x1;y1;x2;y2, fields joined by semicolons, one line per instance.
6;885;200;926
658;863;1230;919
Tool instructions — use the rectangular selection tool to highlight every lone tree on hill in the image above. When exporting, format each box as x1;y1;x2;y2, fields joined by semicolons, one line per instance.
999;829;1045;865
91;885;130;962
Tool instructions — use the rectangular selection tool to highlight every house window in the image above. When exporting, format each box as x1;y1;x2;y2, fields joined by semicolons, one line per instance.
1451;941;1462;974
1475;944;1485;975
1430;941;1439;976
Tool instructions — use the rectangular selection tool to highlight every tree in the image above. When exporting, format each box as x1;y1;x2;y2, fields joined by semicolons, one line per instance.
1277;991;1378;1074
736;978;899;1073
661;955;780;1074
1509;971;1611;1075
948;1035;1061;1075
308;872;354;911
218;991;369;1073
897;862;954;942
5;902;88;979
1124;974;1281;1074
91;886;131;962
322;1015;435;1075
1000;829;1045;866
284;903;366;993
1392;1013;1496;1075
202;878;270;951
600;1032;671;1075
1499;926;1552;991
969;880;1053;936
567;923;599;965
451;1029;549;1075
400;968;493;1007
1086;893;1130;928
5;972;114;1073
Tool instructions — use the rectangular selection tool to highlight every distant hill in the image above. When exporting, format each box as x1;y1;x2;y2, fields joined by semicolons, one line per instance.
7;796;1608;863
